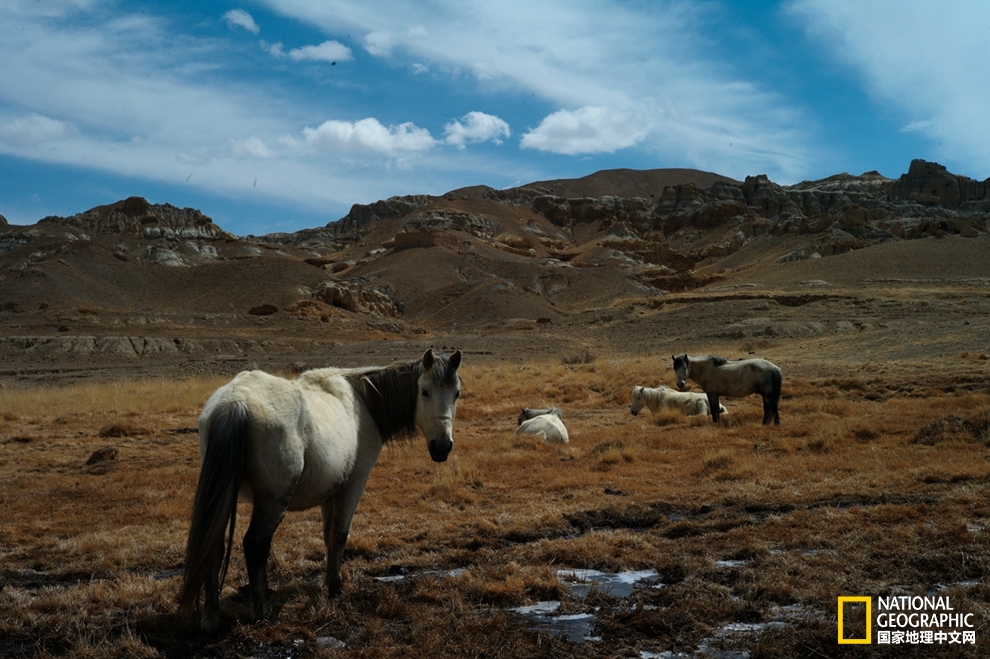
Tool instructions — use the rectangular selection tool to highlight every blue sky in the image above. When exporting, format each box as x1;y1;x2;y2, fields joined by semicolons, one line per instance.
2;0;988;236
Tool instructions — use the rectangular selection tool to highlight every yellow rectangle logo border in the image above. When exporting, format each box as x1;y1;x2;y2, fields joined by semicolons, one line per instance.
838;596;872;644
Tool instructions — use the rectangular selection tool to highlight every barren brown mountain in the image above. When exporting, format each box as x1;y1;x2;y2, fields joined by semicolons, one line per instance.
1;160;988;386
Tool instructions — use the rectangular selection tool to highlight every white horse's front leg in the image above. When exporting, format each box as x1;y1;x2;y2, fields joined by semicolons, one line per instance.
321;471;374;597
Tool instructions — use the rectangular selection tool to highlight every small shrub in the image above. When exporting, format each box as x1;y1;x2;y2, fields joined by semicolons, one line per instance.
701;449;734;473
99;423;150;438
911;415;980;445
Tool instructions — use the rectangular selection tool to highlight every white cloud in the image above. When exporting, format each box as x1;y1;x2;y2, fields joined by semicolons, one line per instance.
444;111;510;148
222;9;259;35
901;120;931;134
255;0;813;180
0;113;72;147
788;0;990;173
0;0;825;233
263;39;352;63
363;30;394;57
521;106;645;155
288;40;352;63
230;136;274;159
302;118;436;155
261;40;284;57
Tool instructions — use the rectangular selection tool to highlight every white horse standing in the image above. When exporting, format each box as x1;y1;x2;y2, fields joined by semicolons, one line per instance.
672;353;781;425
629;385;726;417
178;349;462;631
515;407;569;444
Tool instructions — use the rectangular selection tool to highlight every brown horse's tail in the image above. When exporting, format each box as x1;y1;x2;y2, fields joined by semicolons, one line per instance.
178;400;249;613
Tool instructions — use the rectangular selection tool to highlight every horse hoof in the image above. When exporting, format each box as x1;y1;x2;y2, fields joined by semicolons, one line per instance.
251;606;275;625
200;611;221;633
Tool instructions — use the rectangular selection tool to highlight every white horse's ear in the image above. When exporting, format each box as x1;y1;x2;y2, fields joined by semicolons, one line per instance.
449;349;462;371
422;348;435;369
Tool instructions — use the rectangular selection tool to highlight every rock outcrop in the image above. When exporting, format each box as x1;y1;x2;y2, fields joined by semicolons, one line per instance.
39;196;229;241
890;159;990;209
332;195;438;236
310;280;402;317
524;160;989;262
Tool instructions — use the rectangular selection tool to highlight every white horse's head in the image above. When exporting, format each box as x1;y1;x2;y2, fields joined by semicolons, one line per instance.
630;386;645;415
672;354;690;390
416;348;462;462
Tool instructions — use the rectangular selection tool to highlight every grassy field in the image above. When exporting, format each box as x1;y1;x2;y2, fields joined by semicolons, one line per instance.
1;353;989;658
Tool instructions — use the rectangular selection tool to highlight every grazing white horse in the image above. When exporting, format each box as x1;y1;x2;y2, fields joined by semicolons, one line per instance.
515;409;569;444
179;349;463;631
629;385;726;417
672;353;781;425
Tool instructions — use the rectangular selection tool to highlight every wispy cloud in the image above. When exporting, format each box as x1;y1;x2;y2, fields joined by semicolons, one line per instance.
900;120;931;134
257;0;812;179
363;30;395;57
0;0;835;232
0;113;72;148
223;9;260;35
788;0;990;173
229;136;274;159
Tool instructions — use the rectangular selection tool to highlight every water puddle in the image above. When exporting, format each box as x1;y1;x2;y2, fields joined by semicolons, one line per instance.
372;567;467;583
509;601;600;642
692;604;810;658
557;568;662;597
371;565;804;652
509;569;662;642
692;621;791;659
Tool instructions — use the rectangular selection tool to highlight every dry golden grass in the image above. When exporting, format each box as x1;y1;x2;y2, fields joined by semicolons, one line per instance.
1;358;989;657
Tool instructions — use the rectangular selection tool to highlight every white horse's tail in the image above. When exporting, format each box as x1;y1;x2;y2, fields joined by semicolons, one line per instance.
178;400;249;613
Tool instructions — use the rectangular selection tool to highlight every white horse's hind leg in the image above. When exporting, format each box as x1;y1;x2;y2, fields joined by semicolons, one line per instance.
243;494;290;622
201;545;224;631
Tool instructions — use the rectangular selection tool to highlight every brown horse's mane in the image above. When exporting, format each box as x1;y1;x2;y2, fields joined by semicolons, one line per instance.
348;352;460;444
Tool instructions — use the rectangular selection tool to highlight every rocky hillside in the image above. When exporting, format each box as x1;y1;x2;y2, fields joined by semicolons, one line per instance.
260;159;988;263
1;160;988;384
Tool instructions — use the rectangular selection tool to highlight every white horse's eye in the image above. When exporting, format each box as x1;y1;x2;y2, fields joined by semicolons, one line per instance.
454;390;461;399
421;388;430;399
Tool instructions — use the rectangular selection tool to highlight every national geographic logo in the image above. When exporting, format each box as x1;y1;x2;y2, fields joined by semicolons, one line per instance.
838;597;871;644
838;596;977;646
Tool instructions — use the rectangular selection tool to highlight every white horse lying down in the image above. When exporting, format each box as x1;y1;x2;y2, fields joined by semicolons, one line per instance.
515;407;569;443
517;406;563;425
630;385;727;417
